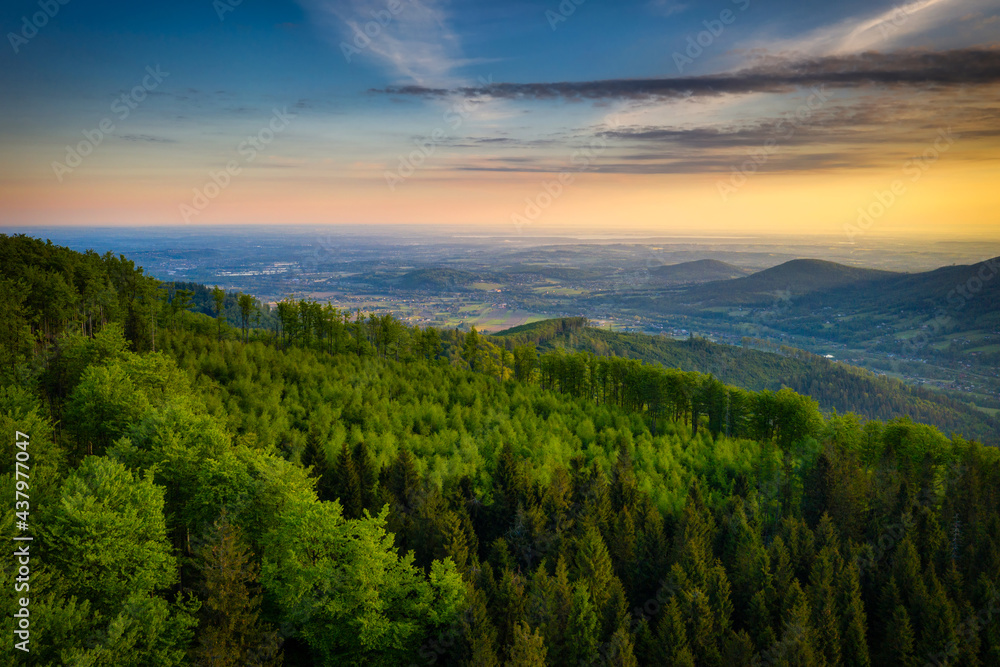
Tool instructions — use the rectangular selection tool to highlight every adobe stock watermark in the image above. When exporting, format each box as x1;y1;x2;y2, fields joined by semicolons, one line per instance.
510;117;621;234
923;586;1000;667
717;85;830;202
854;462;963;576
545;0;587;31
179;107;294;223
751;623;806;667
7;0;71;54
51;65;170;183
294;229;341;277
384;75;494;191
672;0;751;73
844;128;956;241
340;0;415;62
213;0;243;21
874;1;917;40
901;257;999;357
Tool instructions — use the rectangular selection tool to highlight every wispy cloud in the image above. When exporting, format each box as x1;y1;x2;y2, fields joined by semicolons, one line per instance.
295;0;465;86
763;0;982;56
648;0;688;18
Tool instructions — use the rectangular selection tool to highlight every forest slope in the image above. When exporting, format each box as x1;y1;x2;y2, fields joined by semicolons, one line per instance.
2;234;1000;666
494;318;1000;445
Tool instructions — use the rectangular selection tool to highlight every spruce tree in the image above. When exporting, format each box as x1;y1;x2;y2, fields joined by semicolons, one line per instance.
441;510;474;576
884;605;916;667
462;585;501;667
808;547;842;667
722;630;755;667
334;442;363;519
837;559;871;667
507;622;547;667
779;580;825;667
495;568;528;659
567;583;600;667
573;521;620;631
194;514;283;667
602;625;639;667
654;598;694;667
546;556;574;665
352;440;379;512
685;590;721;667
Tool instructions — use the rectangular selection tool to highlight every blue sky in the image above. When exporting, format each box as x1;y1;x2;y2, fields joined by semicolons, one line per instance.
1;0;998;235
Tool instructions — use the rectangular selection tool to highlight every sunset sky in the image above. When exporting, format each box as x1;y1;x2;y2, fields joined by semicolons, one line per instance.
1;0;998;238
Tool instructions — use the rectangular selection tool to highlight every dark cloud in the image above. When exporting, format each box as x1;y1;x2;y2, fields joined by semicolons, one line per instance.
431;136;561;149
453;150;865;175
599;99;1000;150
374;48;1000;101
116;134;177;143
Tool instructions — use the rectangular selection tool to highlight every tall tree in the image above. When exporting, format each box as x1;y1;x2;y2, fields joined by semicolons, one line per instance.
462;327;482;371
334;442;364;519
194;513;283;666
0;278;32;381
211;285;226;340
262;502;465;666
238;293;257;343
507;622;548;667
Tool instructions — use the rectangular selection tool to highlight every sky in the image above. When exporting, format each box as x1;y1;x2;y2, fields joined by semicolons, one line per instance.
0;0;998;239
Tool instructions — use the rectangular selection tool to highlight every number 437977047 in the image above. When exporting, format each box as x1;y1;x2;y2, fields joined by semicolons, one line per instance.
15;432;30;521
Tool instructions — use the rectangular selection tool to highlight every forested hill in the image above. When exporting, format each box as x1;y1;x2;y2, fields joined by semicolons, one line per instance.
494;318;1000;445
649;259;751;284
678;259;896;305
3;234;1000;666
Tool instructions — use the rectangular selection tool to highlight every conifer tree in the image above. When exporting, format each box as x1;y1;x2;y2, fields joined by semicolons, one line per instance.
706;562;734;638
441;510;474;576
723;630;755;667
749;588;777;650
568;582;600;666
334;442;363;519
212;285;226;341
574;522;618;622
779;581;825;667
884;605;916;667
352;440;379;511
383;447;421;512
462;585;501;667
837;559;871;667
507;622;547;667
494;568;528;659
300;428;336;501
654;598;695;667
917;568;959;660
685;590;721;667
544;556;574;665
808;547;842;667
602;625;639;667
194;514;283;667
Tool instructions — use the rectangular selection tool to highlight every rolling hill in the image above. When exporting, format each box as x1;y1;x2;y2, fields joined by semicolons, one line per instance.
684;258;897;305
649;259;751;284
395;268;484;291
795;257;1000;326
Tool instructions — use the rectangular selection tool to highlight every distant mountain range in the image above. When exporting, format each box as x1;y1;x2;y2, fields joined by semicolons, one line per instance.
683;257;1000;347
680;259;897;305
794;258;1000;322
